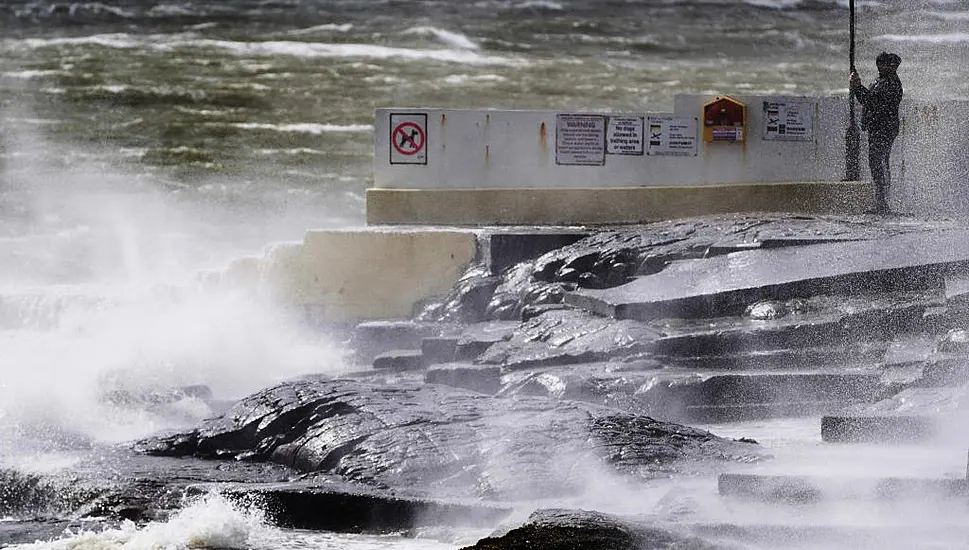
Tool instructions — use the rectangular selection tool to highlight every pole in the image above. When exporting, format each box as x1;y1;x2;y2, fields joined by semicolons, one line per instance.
845;0;860;181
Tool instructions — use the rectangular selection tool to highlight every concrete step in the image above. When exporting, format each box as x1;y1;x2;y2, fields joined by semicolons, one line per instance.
424;362;502;395
719;473;969;503
818;414;969;444
372;349;424;371
484;231;589;274
351;320;454;364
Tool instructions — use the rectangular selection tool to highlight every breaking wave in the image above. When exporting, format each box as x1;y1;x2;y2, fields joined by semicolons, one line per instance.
6;492;261;550
402;26;480;51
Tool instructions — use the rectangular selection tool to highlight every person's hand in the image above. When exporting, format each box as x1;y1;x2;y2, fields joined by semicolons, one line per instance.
849;70;861;88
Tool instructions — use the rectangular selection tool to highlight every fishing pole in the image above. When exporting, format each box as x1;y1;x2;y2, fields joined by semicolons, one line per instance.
845;0;860;181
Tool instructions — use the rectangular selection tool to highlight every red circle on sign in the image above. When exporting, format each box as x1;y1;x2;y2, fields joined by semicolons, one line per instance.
392;122;425;156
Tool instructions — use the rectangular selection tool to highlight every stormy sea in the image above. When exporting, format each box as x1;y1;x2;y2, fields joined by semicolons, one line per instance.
3;0;969;548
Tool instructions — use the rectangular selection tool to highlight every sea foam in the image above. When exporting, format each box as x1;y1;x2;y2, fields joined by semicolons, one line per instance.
231;122;372;134
876;32;969;44
11;33;523;66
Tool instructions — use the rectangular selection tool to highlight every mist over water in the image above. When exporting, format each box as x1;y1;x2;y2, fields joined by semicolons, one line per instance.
0;121;349;455
2;0;969;548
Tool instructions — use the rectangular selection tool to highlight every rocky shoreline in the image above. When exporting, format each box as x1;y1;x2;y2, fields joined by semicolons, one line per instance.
9;212;969;548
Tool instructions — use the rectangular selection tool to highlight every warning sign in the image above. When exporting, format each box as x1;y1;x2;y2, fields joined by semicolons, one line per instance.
390;112;427;165
646;116;698;156
762;100;815;141
556;114;605;166
606;116;644;155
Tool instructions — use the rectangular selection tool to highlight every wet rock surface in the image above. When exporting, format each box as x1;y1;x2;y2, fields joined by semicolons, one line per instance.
460;508;728;550
137;377;765;502
44;213;969;547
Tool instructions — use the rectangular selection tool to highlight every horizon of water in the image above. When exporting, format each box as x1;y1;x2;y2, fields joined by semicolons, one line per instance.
3;0;969;548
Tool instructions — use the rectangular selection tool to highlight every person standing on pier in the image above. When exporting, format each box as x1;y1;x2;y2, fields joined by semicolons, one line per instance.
849;51;903;214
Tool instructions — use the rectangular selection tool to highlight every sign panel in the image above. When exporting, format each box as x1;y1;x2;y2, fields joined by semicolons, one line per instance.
390;112;427;165
555;114;606;166
702;96;746;143
762;100;815;141
647;116;698;156
606;116;644;155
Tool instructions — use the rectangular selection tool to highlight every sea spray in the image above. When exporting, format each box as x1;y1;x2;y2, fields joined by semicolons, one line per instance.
5;491;264;550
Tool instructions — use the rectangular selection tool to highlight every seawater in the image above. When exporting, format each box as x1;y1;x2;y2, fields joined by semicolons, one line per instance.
3;0;969;547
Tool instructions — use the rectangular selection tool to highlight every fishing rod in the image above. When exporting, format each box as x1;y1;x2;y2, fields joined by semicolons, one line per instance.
845;0;860;181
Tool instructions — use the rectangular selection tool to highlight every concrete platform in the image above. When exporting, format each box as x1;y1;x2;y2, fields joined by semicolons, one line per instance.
366;182;873;226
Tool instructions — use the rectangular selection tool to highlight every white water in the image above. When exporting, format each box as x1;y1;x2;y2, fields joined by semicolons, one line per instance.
5;492;469;550
0;121;350;452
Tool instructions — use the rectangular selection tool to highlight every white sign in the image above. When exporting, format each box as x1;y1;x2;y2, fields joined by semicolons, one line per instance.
390;112;427;165
647;116;698;156
556;114;605;166
606;116;644;155
762;100;815;141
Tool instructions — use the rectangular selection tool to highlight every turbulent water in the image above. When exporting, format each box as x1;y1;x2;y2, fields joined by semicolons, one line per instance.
2;0;969;548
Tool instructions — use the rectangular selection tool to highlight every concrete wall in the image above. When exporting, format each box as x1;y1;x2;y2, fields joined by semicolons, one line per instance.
374;95;851;190
247;229;477;324
366;183;873;226
896;101;969;217
373;95;969;222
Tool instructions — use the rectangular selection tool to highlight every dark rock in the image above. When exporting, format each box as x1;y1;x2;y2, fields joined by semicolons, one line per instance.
461;508;725;550
478;309;661;370
351;320;453;364
484;262;576;321
705;241;763;256
744;300;788;320
820;415;936;444
373;349;424;371
654;344;887;372
466;360;881;423
455;321;519;361
568;230;969;321
639;372;882;423
533;215;910;293
520;303;574;322
944;274;969;302
422;337;459;365
936;328;969;354
822;385;969;443
486;232;589;274
915;356;969;387
496;365;641;403
199;480;511;532
417;266;502;323
425;362;502;395
649;291;937;357
1;449;294;530
136;378;765;500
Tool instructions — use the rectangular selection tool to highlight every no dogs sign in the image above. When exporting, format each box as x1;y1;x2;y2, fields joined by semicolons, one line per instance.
390;113;427;165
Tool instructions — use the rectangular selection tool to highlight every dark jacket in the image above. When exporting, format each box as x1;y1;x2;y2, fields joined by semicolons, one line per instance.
853;72;903;136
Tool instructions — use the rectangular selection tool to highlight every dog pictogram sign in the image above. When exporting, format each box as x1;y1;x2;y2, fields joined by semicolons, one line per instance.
390;113;427;165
